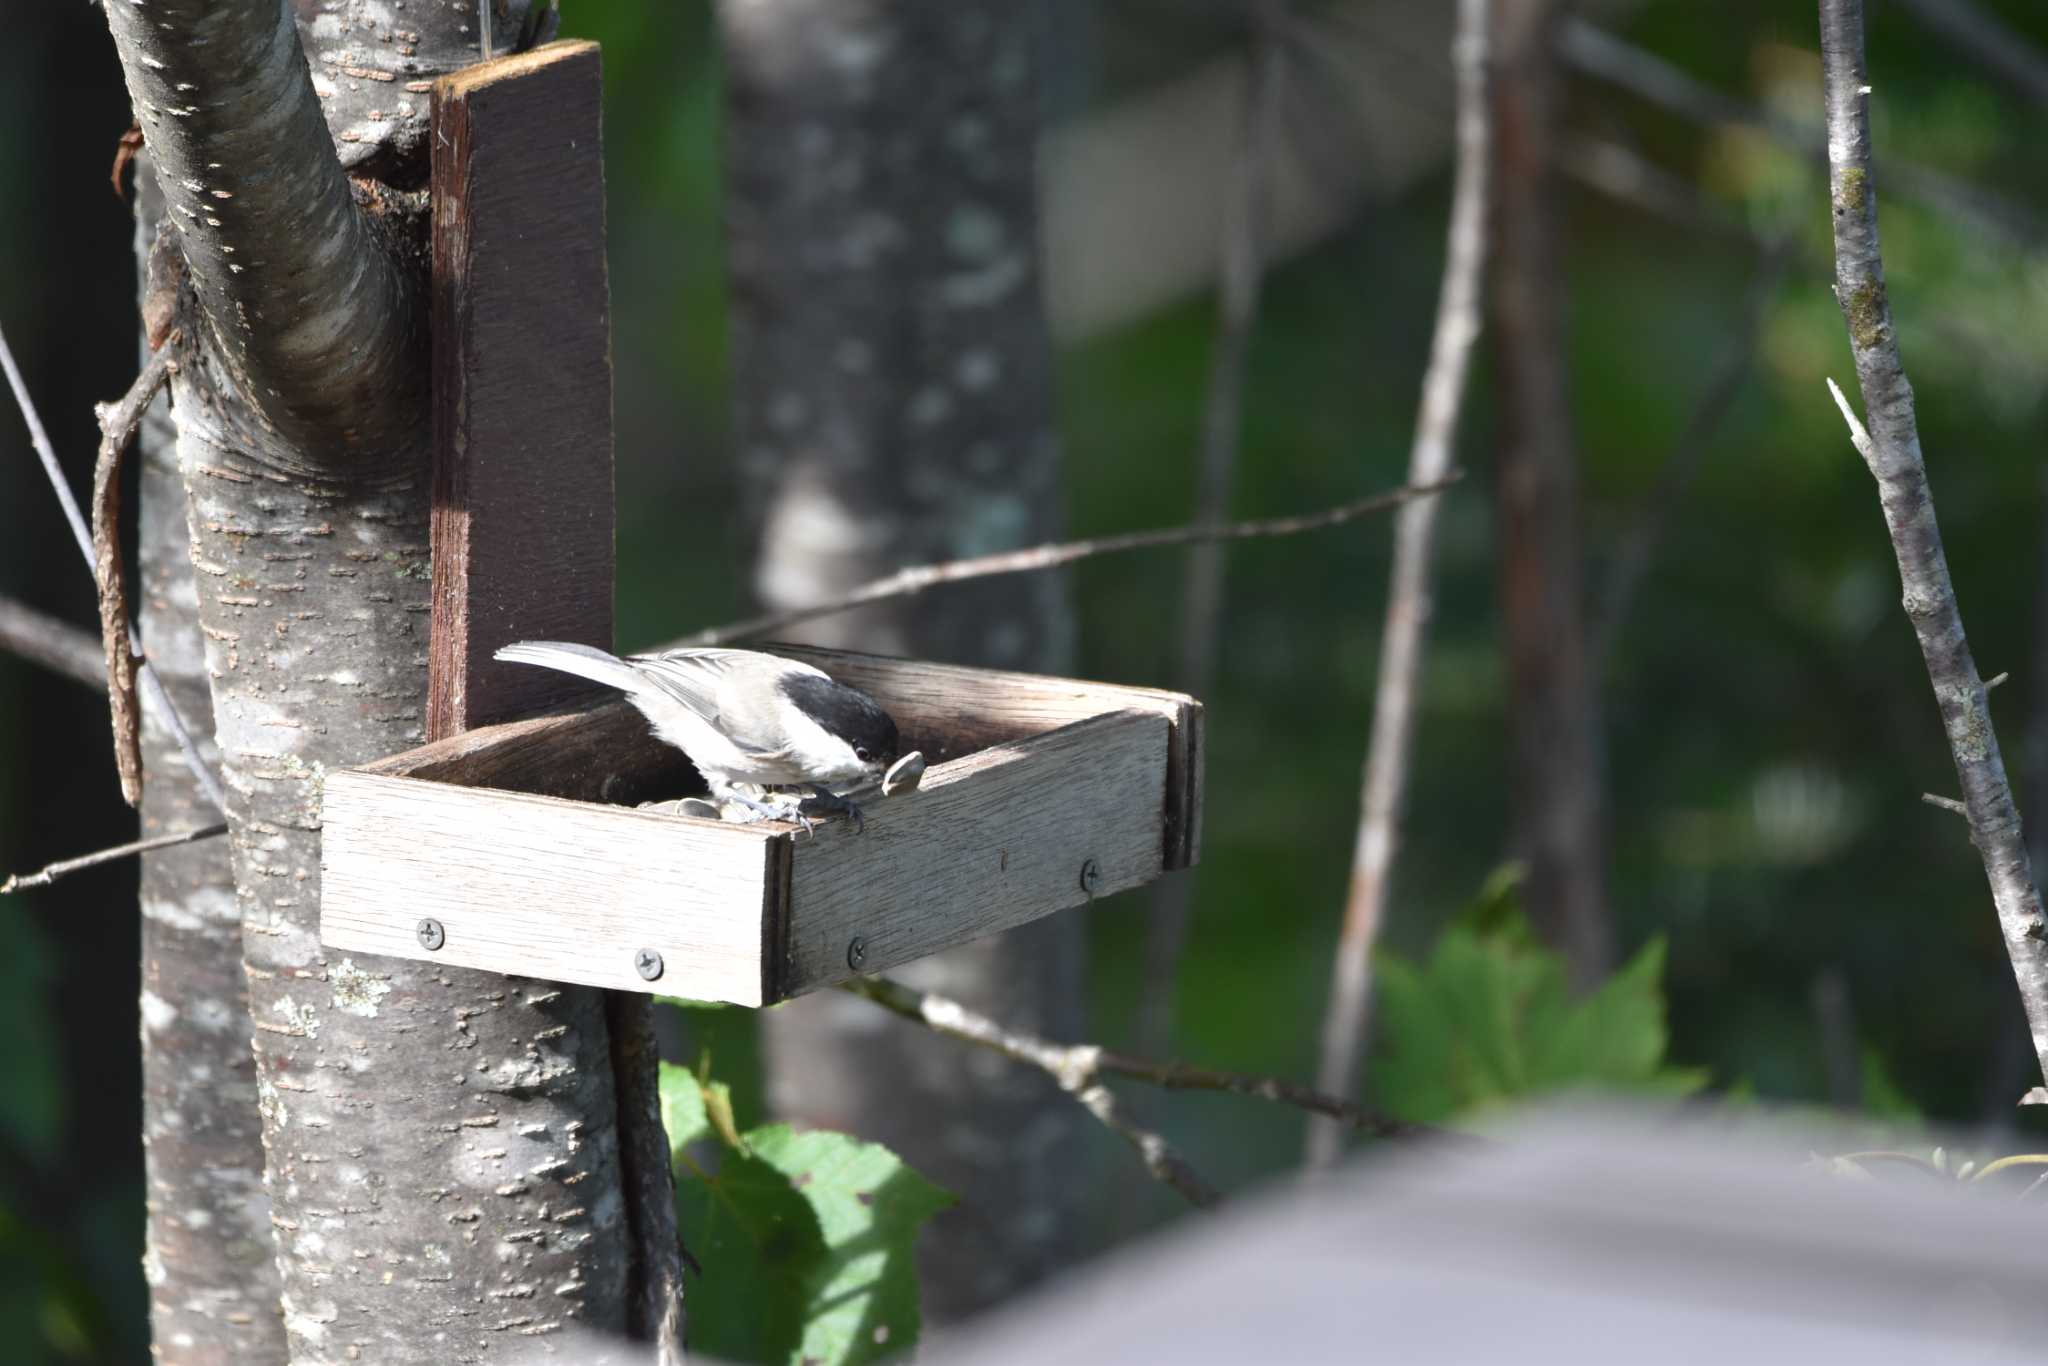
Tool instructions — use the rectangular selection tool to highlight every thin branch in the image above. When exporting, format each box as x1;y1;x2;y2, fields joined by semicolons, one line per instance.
1593;238;1795;667
1138;0;1290;1070
1;322;226;814
0;595;105;692
92;347;175;808
1307;0;1492;1171
1561;18;2045;248
838;975;1221;1207
2;824;228;896
1890;0;2048;110
1821;0;2048;1091
841;974;1440;1208
1922;793;1969;817
683;475;1461;647
98;0;422;457
1556;133;1767;250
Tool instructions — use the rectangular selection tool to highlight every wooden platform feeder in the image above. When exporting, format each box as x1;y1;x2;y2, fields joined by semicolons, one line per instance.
314;41;1202;1008
320;651;1202;1006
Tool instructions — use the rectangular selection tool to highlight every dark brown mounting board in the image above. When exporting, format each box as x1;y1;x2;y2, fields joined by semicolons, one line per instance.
428;40;616;739
319;645;1202;1006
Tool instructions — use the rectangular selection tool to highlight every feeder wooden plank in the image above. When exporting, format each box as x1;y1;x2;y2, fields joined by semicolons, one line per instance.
769;644;1204;869
428;39;616;738
775;709;1168;997
321;772;783;1005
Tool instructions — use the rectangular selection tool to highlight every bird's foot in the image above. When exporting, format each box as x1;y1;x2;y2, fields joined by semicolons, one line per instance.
800;786;864;835
723;789;816;837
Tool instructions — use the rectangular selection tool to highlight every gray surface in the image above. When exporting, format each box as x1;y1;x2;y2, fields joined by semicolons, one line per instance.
930;1106;2047;1364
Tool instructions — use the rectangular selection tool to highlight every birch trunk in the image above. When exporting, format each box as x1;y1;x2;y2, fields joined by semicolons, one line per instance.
133;170;289;1362
100;4;639;1359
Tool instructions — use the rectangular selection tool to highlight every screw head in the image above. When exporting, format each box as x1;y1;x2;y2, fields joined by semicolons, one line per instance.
847;936;867;970
1079;859;1101;896
634;948;665;982
416;918;445;951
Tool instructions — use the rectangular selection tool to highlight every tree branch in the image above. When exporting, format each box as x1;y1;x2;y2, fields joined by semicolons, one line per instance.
2;824;228;896
838;974;1220;1208
681;476;1461;647
1820;0;2048;1093
0;595;105;693
1889;0;2048;110
1308;0;1493;1170
1561;18;2045;248
92;346;175;808
841;974;1439;1207
1;321;224;813
99;0;422;459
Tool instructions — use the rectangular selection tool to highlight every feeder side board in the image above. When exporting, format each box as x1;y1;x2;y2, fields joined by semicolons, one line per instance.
320;772;785;1005
767;644;1204;869
362;696;678;805
774;710;1169;998
429;39;616;739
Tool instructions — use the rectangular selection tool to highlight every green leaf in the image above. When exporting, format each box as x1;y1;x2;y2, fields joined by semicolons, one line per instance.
675;1148;829;1365
664;1068;952;1364
1373;901;1707;1125
750;1125;955;1366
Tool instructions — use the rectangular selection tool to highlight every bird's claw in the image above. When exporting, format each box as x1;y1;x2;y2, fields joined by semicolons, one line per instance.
801;786;865;835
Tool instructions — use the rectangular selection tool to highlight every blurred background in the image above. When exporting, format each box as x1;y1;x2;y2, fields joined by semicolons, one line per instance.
5;0;2048;1357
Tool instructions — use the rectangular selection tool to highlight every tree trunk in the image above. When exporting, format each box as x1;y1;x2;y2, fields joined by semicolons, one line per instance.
1490;0;1611;985
721;0;1087;1318
102;4;639;1359
133;170;290;1362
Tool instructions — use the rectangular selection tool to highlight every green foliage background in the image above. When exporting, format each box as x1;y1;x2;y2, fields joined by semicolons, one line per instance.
1;0;2047;1358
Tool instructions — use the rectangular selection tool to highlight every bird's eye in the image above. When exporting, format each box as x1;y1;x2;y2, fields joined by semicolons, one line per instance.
855;746;872;763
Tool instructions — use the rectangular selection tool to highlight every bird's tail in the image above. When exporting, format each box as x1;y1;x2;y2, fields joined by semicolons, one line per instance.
494;640;650;697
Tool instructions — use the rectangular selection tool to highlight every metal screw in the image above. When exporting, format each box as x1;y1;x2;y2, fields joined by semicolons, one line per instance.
634;948;665;982
846;937;867;971
1079;859;1101;897
416;918;445;951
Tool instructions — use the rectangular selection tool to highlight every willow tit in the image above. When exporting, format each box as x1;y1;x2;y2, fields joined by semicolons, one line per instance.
493;641;899;830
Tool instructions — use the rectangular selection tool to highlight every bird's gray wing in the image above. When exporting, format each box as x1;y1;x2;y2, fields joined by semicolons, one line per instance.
627;648;828;763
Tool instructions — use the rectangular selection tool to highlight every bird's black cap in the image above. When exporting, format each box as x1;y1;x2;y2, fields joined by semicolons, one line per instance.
780;673;900;763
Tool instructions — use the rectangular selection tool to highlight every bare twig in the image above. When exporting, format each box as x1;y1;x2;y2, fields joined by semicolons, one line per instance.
0;594;105;692
1890;0;2048;110
1306;0;1492;1171
841;974;1439;1208
2;823;228;895
1556;133;1766;250
1821;0;2048;1091
1561;18;2045;248
92;347;175;808
1922;793;1970;817
838;975;1222;1208
681;475;1462;647
1593;239;1795;666
1138;0;1289;1070
0;321;225;813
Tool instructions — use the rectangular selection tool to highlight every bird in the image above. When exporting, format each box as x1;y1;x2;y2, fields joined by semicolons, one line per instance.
493;641;899;832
